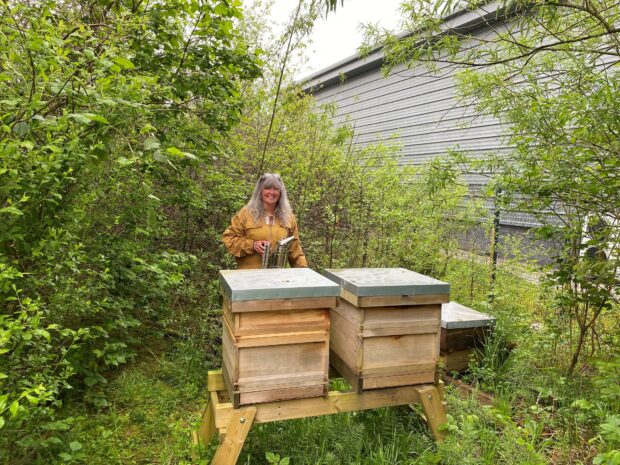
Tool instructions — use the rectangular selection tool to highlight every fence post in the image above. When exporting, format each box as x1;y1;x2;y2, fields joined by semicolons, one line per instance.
489;188;502;303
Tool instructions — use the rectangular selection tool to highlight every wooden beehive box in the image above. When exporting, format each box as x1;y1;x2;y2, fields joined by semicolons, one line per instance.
440;302;495;372
322;268;450;392
219;268;340;407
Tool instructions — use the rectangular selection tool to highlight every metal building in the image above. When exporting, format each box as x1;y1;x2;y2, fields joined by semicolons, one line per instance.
301;2;538;230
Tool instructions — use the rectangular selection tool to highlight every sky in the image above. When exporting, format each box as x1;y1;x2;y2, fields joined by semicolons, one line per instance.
265;0;404;80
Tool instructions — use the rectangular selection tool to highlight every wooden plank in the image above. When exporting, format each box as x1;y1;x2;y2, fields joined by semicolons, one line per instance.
211;390;221;410
364;305;440;324
363;317;439;330
228;295;338;313
362;361;436;377
202;384;429;428
250;384;426;423
362;305;440;337
222;320;238;399
212;383;444;428
363;333;439;370
362;324;439;338
234;330;328;348
211;406;257;465
357;293;449;307
218;385;231;404
237;371;326;390
329;310;362;372
329;350;363;393
196;397;216;445
341;289;449;307
222;300;236;332
440;349;472;372
221;361;239;408
208;370;226;392
363;372;435;390
222;347;235;387
415;385;448;441
238;342;327;380
240;384;326;405
331;299;364;324
235;308;329;336
213;399;234;430
322;322;330;393
222;321;237;373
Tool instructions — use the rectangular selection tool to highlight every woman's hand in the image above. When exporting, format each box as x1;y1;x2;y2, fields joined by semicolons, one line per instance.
253;240;269;255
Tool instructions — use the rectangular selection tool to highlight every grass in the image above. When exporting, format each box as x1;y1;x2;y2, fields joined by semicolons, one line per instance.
46;340;213;465
46;346;552;465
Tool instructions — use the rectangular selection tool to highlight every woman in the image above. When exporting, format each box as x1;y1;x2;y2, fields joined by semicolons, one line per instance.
223;173;308;269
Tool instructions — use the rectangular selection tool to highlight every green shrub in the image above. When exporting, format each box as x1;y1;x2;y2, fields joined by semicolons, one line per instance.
0;264;82;464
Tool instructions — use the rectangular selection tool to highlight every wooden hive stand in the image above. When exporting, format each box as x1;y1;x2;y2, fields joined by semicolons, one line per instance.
195;369;448;465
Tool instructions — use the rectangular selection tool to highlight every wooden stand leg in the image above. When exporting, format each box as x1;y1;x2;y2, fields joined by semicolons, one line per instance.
415;386;448;442
196;368;450;464
436;379;445;402
211;406;257;465
197;397;217;445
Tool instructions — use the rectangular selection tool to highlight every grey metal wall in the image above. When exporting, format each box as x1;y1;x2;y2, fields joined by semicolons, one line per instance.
306;25;545;228
310;61;505;178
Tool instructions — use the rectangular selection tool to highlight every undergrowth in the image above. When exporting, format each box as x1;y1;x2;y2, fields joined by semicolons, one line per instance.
30;336;215;465
13;257;618;465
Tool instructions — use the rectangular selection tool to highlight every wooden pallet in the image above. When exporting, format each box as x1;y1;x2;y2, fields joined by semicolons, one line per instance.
195;369;448;465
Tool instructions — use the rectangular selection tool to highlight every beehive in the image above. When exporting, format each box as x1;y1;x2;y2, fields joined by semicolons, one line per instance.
219;268;340;407
440;302;495;372
322;268;449;392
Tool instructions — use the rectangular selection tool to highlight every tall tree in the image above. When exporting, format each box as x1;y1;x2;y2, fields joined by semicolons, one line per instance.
366;0;620;373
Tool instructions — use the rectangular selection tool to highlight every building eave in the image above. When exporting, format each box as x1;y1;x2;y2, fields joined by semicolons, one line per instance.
300;0;511;93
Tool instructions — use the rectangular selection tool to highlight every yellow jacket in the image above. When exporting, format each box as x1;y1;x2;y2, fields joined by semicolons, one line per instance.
222;206;308;269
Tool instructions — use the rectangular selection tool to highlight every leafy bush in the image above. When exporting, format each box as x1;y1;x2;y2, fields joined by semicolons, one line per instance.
0;0;259;461
0;264;82;463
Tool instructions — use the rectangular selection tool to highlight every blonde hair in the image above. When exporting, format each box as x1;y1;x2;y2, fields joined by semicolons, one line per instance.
246;173;293;226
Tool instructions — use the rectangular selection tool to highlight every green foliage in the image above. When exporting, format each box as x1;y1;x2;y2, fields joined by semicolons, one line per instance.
222;86;474;276
374;0;620;375
591;356;620;464
2;0;617;463
436;400;548;465
232;406;435;465
0;265;83;458
0;0;259;462
26;339;214;465
457;13;620;374
230;1;479;276
265;452;290;465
